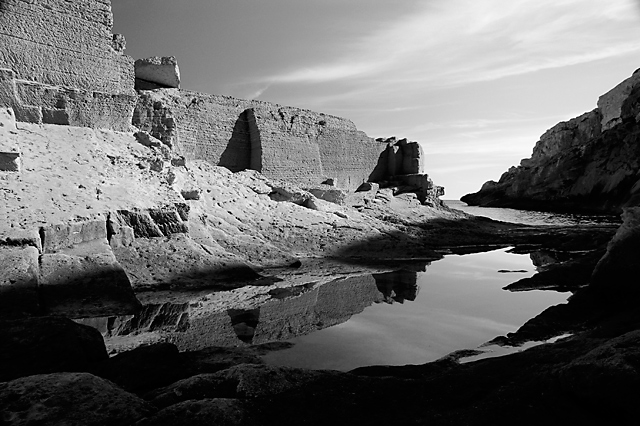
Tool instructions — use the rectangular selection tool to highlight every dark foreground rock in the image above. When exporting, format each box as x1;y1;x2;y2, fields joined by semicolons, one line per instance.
146;364;341;408
0;372;153;426
139;398;252;426
0;317;108;382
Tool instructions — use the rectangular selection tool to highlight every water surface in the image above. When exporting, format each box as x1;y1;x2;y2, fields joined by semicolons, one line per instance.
263;248;568;371
445;200;620;226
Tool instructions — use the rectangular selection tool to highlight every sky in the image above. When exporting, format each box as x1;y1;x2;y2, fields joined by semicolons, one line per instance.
112;0;640;199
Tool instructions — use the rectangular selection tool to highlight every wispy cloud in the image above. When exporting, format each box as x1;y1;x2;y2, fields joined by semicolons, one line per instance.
260;0;640;90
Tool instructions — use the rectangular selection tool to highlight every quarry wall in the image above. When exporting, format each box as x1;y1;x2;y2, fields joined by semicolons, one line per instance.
0;0;136;131
133;89;397;191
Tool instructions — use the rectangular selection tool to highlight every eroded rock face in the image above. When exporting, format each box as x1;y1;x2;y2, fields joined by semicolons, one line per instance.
462;69;640;214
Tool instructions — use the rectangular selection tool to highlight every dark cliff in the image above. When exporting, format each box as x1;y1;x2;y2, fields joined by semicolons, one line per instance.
462;69;640;214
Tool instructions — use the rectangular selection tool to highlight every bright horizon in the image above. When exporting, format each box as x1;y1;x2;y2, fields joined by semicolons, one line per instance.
112;0;640;199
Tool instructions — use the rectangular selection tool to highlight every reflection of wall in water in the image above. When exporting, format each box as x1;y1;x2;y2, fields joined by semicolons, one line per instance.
78;269;422;351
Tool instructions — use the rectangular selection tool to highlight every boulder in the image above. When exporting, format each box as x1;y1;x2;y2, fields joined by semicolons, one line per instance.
135;56;181;89
0;317;108;382
0;372;153;426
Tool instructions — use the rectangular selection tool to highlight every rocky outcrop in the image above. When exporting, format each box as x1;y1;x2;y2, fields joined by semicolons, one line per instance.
0;0;136;131
135;56;181;90
462;69;640;214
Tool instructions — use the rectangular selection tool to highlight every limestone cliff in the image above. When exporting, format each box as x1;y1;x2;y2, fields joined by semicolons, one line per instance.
462;69;640;214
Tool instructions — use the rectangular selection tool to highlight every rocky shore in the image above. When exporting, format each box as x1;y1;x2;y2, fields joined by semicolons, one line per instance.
462;69;640;215
2;1;640;425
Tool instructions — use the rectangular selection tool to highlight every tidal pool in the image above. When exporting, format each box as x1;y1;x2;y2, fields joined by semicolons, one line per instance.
262;248;569;371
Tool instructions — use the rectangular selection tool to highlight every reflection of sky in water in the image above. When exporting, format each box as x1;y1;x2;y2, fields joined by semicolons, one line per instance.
263;248;568;371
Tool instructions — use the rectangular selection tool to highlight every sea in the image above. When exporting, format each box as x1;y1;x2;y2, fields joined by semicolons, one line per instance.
444;200;621;226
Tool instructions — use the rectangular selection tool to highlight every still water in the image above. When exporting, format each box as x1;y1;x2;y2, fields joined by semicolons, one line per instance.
445;200;620;226
263;248;568;371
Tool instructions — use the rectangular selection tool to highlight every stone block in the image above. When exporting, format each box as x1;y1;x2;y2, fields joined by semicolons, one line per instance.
114;210;164;238
135;56;181;89
41;219;108;254
13;104;43;124
39;248;141;318
0;228;42;253
356;182;380;193
107;212;136;249
307;187;347;205
42;107;70;125
0;246;40;318
134;130;162;148
0;150;20;172
148;208;189;235
181;189;202;200
171;156;187;167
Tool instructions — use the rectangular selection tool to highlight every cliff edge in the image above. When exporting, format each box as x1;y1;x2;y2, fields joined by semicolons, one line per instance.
462;68;640;214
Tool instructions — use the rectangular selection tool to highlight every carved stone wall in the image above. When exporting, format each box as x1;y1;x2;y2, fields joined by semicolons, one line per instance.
133;89;389;190
0;0;136;130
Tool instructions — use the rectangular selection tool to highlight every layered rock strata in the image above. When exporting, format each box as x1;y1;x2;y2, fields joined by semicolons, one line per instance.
462;69;640;214
0;0;136;131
